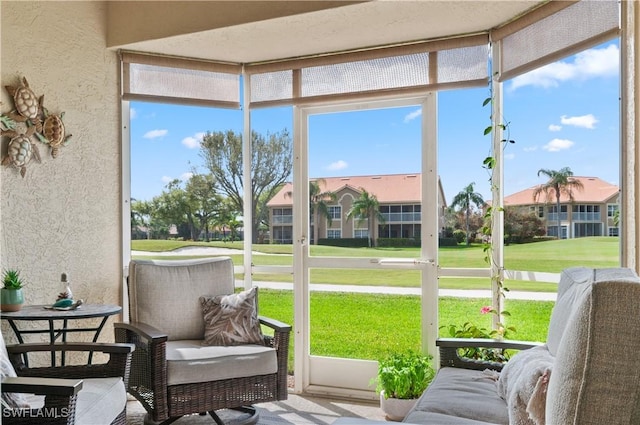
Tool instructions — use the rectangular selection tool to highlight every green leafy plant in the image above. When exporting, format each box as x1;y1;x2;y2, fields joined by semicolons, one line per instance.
374;351;435;399
442;305;517;363
2;269;24;289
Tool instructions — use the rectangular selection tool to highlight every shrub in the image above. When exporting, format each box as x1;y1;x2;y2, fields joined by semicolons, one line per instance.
452;229;466;244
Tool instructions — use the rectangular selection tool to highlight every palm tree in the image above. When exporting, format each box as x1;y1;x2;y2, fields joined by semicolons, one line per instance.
450;183;485;246
285;179;337;245
532;167;584;239
346;188;385;248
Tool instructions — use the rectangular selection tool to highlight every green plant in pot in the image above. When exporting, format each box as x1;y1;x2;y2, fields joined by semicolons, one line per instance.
374;351;435;421
1;269;25;312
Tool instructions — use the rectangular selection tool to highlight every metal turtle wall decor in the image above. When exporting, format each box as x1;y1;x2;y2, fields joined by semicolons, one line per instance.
1;124;42;178
1;76;72;177
36;104;72;158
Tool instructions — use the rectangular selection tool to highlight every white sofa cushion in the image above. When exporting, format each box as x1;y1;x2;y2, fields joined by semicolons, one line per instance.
28;377;126;425
404;367;508;425
165;340;277;386
128;258;235;341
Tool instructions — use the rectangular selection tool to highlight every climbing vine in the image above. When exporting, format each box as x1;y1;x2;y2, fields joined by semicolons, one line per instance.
480;71;515;333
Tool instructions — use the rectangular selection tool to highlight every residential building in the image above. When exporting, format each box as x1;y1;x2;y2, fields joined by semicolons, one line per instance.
267;174;447;244
503;176;619;239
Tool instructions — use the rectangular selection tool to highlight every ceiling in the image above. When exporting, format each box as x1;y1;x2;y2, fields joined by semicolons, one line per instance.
108;1;547;64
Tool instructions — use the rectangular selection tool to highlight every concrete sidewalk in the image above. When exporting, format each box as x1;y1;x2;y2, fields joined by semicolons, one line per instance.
247;281;557;301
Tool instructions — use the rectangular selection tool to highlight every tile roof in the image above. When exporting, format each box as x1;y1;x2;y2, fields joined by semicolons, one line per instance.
503;176;619;206
268;173;438;206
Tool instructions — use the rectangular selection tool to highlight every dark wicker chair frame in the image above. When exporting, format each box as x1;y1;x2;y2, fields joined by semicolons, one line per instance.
2;342;134;425
437;338;543;371
115;316;291;425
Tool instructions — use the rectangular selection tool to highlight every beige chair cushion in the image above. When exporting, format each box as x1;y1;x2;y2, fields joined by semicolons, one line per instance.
165;340;277;386
200;286;264;346
546;269;640;425
128;258;235;340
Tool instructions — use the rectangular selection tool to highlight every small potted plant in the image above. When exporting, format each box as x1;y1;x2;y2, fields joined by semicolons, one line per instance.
1;269;25;312
374;351;435;421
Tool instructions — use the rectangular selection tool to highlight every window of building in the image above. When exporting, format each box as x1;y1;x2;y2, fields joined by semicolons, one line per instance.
328;205;341;220
327;229;341;239
547;225;568;239
609;227;619;237
607;204;619;217
354;229;369;239
572;204;601;221
272;226;293;244
574;222;602;237
547;205;568;221
273;208;293;225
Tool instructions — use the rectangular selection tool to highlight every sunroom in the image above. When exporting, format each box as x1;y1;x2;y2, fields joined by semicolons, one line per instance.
1;0;638;408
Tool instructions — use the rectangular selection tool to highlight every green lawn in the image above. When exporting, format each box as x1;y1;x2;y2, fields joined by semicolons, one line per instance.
132;237;619;290
259;289;553;370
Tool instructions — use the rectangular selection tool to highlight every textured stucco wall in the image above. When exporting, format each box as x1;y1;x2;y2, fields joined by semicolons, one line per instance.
1;1;122;344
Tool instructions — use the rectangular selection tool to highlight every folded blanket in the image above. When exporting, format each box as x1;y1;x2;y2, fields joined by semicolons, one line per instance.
496;345;553;425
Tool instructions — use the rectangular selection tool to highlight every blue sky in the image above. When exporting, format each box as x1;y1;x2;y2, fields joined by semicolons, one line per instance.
131;40;620;205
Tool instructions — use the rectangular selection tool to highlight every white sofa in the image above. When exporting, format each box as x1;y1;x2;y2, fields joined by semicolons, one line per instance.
402;267;640;424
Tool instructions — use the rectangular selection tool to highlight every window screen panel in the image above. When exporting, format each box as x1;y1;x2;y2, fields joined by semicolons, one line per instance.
128;64;239;103
250;70;293;103
437;45;488;84
121;52;241;108
501;0;619;80
300;53;430;97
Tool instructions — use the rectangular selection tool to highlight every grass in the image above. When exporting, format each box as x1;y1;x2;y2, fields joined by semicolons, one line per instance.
258;289;554;370
132;237;619;289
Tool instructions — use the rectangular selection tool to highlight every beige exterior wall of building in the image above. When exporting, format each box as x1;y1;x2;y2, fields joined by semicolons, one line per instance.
1;2;122;342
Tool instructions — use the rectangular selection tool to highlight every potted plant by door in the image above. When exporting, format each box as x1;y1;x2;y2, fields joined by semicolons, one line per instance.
1;269;25;312
375;351;436;421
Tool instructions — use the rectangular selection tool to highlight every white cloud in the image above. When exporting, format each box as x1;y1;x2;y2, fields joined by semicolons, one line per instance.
504;153;515;160
548;124;562;132
130;108;137;119
404;108;422;123
327;160;348;171
180;172;194;181
144;129;168;139
510;44;619;90
182;132;205;149
543;138;574;152
560;114;598;129
161;176;173;184
523;146;538;152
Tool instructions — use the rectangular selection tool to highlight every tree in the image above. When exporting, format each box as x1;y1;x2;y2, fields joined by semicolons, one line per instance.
185;173;222;242
532;167;584;239
152;175;221;241
212;198;242;241
346;188;385;248
450;183;485;246
200;129;293;243
503;207;546;244
285;179;337;245
130;198;150;239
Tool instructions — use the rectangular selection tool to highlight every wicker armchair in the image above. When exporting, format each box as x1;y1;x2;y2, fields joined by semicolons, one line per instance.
1;341;134;425
115;257;291;425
